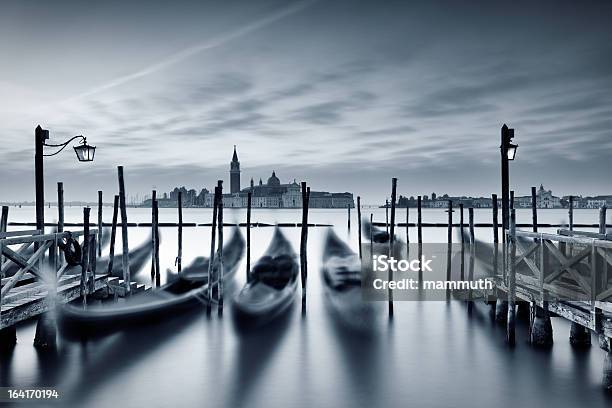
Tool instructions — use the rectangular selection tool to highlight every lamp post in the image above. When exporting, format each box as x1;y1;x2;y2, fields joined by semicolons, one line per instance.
500;124;518;242
34;125;96;235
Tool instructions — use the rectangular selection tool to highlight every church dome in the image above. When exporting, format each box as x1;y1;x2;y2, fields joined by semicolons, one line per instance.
267;171;280;186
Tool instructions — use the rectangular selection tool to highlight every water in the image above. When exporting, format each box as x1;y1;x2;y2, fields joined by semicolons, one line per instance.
2;207;611;407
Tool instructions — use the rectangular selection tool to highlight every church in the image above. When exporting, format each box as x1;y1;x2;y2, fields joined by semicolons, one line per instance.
219;147;354;209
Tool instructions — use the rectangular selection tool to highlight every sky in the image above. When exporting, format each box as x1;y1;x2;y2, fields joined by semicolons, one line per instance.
1;0;611;204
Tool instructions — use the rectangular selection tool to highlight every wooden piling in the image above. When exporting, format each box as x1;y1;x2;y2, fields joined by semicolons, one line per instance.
206;186;219;314
81;207;91;307
217;180;224;315
468;207;475;313
568;196;574;231
599;206;607;235
154;198;160;288
459;204;464;244
300;182;310;309
97;191;103;256
507;209;517;346
417;196;422;245
151;190;157;285
388;178;397;317
347;204;351;230
405;206;409;245
246;191;252;282
492;194;499;244
177;191;183;273
531;187;538;233
117;166;131;295
510;190;515;210
107;195;119;276
459;203;465;280
447;200;453;245
369;213;374;258
385;199;389;234
446;200;453;294
357;196;362;260
0;206;7;232
0;206;7;308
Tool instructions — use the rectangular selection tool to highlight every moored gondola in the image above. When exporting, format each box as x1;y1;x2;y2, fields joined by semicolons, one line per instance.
59;229;245;337
233;227;298;326
322;229;381;330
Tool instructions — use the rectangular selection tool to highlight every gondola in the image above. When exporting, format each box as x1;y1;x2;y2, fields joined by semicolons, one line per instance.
172;228;245;283
361;218;390;243
233;227;299;326
322;229;381;330
59;229;245;337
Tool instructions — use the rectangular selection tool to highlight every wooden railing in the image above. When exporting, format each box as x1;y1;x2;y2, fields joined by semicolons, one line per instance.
0;228;97;308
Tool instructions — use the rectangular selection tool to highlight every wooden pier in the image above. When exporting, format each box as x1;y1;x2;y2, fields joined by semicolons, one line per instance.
0;227;146;347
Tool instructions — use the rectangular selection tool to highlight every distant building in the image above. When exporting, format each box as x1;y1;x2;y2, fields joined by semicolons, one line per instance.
201;147;354;208
230;145;240;194
515;184;561;209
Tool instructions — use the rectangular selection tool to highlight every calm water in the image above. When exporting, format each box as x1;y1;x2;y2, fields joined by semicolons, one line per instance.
2;207;611;408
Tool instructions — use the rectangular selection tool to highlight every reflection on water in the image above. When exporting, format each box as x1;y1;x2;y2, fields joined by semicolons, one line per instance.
1;208;611;407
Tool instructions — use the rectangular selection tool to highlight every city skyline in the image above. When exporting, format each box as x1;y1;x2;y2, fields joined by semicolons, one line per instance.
1;0;611;203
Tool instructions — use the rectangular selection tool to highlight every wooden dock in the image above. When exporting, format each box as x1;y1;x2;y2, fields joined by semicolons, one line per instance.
0;226;146;347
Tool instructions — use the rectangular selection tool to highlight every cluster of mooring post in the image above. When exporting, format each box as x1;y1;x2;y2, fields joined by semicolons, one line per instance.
300;182;311;312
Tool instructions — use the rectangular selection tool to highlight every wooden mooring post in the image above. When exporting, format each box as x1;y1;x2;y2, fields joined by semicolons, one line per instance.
388;178;397;317
206;186;219;315
405;206;409;246
357;196;362;260
446;200;453;298
507;209;517;346
97;191;103;257
467;207;475;314
154;198;160;288
459;203;465;280
117;166;131;295
385;199;389;234
568;195;574;231
151;190;157;285
600;206;607;235
300;182;310;311
107;195;119;276
81;207;91;308
347;204;351;230
417;196;422;245
177;191;183;273
246;191;252;282
217;180;224;315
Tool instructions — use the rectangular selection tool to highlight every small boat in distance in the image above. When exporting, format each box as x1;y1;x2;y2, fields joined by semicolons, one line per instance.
59;230;245;338
322;229;381;330
233;227;299;327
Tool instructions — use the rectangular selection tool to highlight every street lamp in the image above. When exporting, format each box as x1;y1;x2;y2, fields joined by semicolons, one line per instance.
506;142;518;161
500;124;517;240
35;125;96;236
72;138;96;162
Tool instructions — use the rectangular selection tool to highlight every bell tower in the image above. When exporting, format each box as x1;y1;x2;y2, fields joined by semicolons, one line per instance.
230;145;240;194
